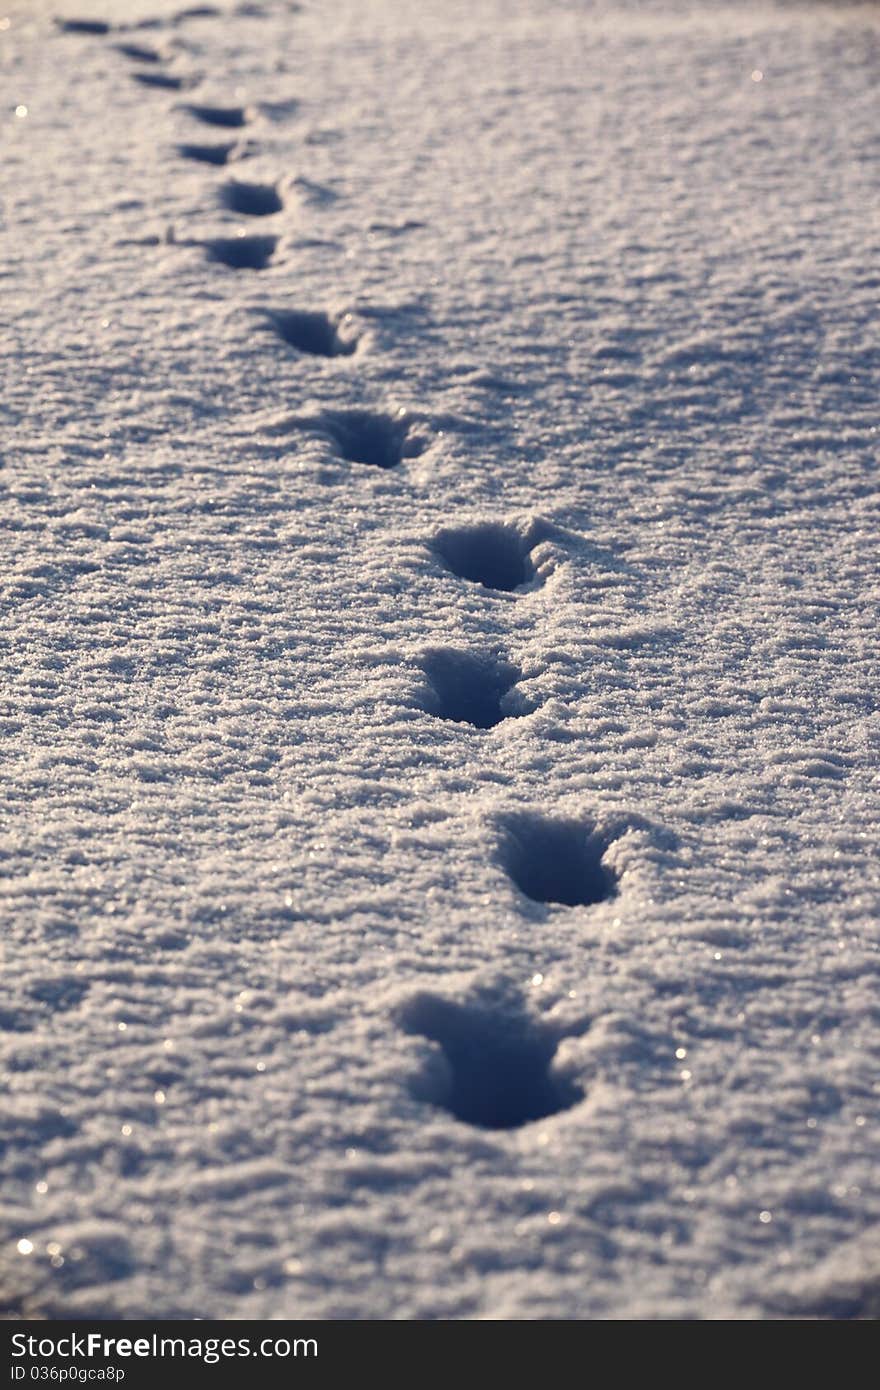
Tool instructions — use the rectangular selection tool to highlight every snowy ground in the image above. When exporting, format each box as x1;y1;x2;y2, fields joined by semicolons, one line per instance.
2;0;878;1319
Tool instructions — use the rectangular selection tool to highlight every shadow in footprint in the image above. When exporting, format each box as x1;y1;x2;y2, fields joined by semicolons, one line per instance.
185;104;248;128
500;813;618;907
220;180;282;216
173;5;222;20
133;71;188;91
434;522;536;592
205;234;276;270
400;990;582;1130
419;648;521;730
178;142;236;166
266;310;357;358
314;409;420;469
55;19;111;34
116;42;163;62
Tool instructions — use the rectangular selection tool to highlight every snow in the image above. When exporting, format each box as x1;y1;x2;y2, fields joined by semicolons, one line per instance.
2;0;878;1320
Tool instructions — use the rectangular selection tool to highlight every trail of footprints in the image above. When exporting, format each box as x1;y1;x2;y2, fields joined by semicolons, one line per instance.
62;11;627;1134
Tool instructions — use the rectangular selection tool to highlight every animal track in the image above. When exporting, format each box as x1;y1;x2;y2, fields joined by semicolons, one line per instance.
433;521;536;592
500;813;618;907
220;180;282;216
312;409;421;469
178;142;237;166
133;72;188;91
205;234;277;270
418;648;521;730
55;19;111;34
266;310;357;358
400;990;582;1130
173;5;221;20
185;104;249;128
116;43;163;63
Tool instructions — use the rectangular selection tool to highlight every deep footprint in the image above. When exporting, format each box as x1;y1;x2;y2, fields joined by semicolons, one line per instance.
400;991;582;1130
315;409;419;469
205;235;276;270
419;648;521;730
133;72;188;91
433;521;535;592
116;42;163;62
267;310;357;358
55;19;111;34
220;180;282;216
173;5;221;20
501;813;618;907
185;104;249;128
177;142;236;166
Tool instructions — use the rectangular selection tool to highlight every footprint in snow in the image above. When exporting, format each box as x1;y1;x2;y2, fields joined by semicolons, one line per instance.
171;5;273;27
219;180;282;216
205;234;277;270
54;18;111;35
399;990;582;1130
178;141;239;166
308;409;423;470
499;813;619;908
172;5;222;20
185;104;250;128
417;648;524;730
265;309;358;358
433;521;537;593
132;72;191;91
115;42;164;63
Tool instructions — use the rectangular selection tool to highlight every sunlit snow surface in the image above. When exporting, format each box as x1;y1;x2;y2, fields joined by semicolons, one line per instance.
2;0;879;1319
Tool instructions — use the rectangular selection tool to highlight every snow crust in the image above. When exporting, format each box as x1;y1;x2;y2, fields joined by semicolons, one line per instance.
2;0;878;1319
